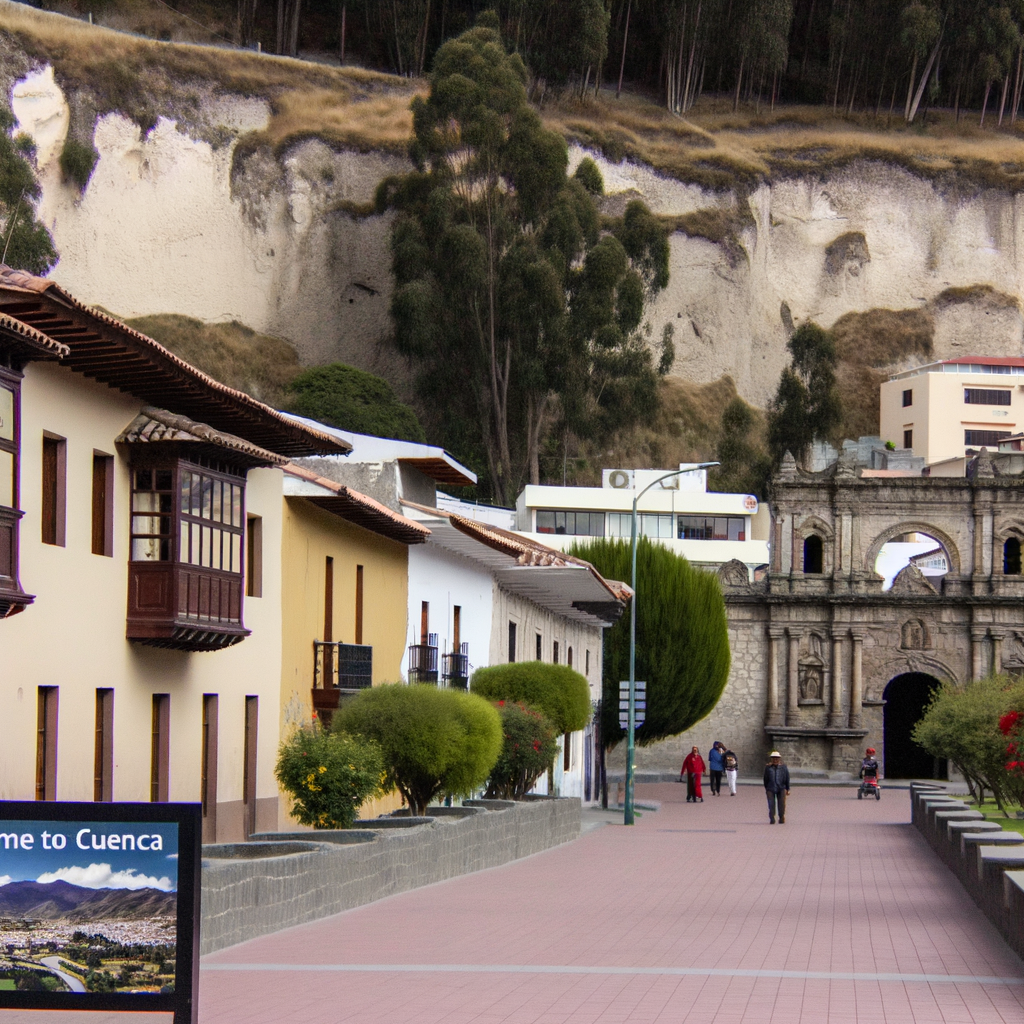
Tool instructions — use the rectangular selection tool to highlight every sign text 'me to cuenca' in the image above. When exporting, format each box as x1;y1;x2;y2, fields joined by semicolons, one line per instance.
0;801;200;1024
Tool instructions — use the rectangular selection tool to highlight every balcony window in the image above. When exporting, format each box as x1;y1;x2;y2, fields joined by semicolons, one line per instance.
964;388;1011;405
677;515;746;541
536;510;605;536
0;366;32;616
126;458;249;650
312;641;373;724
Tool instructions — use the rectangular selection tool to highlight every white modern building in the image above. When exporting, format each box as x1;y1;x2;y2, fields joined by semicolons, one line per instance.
514;466;770;573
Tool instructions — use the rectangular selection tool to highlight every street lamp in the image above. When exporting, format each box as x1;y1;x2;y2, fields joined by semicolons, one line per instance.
624;462;719;825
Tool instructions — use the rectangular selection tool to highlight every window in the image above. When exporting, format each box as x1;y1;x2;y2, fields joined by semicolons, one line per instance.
201;694;219;843
902;389;913;407
151;694;170;802
452;605;461;651
94;688;113;802
607;513;674;538
965;388;1011;405
0;372;18;509
536;632;543;660
965;430;1012;447
41;434;66;546
508;621;517;663
420;600;429;644
903;429;913;451
355;565;364;644
92;453;114;556
553;640;560;664
243;696;258;838
677;516;746;541
563;732;572;772
246;515;262;597
176;467;244;571
1005;538;1022;575
535;510;605;536
803;535;824;574
585;649;590;676
324;557;335;641
35;686;58;801
130;467;174;562
567;646;573;669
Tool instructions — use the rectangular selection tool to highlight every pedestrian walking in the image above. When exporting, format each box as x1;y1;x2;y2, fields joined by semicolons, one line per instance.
680;745;706;803
723;747;739;795
708;741;725;796
763;750;790;823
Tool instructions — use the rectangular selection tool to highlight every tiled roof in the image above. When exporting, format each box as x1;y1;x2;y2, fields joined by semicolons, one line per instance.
0;313;69;359
0;266;350;459
284;463;429;545
118;407;289;467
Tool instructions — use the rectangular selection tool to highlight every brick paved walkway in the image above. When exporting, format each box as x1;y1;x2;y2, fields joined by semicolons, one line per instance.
199;783;1024;1024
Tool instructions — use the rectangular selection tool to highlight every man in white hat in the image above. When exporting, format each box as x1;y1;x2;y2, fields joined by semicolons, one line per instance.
763;750;790;824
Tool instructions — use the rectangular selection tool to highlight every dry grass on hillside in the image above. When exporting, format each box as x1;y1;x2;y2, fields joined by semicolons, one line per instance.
125;313;301;408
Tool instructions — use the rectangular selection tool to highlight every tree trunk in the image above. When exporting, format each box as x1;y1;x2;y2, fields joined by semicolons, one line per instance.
999;74;1009;125
339;2;346;62
288;0;301;56
981;79;992;127
616;0;631;98
907;36;941;124
417;0;431;77
275;0;284;54
1013;45;1024;123
904;54;918;120
733;55;744;112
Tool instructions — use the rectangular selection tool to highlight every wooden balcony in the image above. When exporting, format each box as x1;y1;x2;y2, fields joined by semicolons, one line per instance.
408;635;438;684
312;641;373;725
127;562;248;651
0;506;33;617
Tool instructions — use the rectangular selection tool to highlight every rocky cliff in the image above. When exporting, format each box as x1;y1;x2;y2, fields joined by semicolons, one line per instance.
9;63;1024;414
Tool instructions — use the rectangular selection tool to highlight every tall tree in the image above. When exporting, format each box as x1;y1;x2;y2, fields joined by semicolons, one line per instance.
0;114;57;276
766;321;842;468
378;15;669;503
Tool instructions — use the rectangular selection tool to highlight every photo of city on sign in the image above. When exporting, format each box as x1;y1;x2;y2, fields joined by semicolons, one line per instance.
0;820;178;995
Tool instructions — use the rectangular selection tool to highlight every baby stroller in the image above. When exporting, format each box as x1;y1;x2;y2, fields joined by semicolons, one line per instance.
858;748;881;800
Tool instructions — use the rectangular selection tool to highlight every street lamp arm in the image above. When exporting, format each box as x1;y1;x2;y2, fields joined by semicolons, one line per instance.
623;460;719;825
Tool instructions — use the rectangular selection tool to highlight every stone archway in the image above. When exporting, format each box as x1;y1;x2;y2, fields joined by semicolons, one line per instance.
882;673;945;780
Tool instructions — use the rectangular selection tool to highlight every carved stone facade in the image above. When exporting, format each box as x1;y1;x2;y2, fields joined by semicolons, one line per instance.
618;449;1024;777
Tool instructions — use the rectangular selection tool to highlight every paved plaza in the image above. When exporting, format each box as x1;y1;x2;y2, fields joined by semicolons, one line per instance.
194;782;1024;1024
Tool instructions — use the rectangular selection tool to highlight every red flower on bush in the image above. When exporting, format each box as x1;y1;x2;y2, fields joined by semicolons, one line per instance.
1000;710;1021;736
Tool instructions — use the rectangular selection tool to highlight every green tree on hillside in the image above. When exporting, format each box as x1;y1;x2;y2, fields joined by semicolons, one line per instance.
568;538;731;749
712;396;771;498
287;363;426;442
0;112;57;275
377;14;670;504
767;321;843;469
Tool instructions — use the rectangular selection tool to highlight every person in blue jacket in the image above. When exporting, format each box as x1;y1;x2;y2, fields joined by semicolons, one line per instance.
707;741;726;796
763;750;791;824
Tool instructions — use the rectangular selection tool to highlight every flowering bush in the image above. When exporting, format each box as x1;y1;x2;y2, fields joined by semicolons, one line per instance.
275;725;384;829
1000;710;1024;802
485;702;560;800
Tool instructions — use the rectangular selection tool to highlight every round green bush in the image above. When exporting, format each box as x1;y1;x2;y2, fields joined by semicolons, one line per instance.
471;662;592;736
486;701;560;800
333;684;502;815
275;725;384;829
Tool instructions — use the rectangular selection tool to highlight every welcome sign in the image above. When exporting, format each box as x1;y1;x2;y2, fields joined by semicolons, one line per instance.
0;802;200;1024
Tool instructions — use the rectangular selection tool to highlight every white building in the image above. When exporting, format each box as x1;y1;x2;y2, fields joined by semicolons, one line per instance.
514;466;770;573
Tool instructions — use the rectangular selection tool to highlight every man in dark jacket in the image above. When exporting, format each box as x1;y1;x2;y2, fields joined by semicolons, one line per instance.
763;750;790;824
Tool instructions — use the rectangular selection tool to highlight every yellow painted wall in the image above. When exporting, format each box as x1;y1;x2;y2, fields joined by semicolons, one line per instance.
278;498;409;824
2;361;284;839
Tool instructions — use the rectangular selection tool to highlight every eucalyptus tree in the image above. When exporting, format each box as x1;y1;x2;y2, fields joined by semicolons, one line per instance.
378;15;670;503
0;113;56;276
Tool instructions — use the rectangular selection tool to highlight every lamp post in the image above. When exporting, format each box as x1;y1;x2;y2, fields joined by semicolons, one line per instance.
624;462;719;825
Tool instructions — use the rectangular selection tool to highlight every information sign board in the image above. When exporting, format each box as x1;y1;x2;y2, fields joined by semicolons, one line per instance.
0;801;201;1024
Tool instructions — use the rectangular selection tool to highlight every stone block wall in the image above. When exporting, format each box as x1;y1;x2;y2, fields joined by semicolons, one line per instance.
200;797;580;955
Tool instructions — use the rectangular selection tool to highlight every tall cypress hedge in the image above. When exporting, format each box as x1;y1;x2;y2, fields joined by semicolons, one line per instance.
570;537;731;748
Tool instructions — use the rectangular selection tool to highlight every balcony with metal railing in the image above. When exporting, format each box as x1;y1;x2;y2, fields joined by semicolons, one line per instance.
407;633;438;684
312;640;373;720
442;644;470;689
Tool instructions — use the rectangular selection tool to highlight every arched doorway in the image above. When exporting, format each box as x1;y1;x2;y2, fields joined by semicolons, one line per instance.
883;673;946;779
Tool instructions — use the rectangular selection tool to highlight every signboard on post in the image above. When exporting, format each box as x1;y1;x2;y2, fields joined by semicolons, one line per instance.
0;801;201;1024
618;681;646;728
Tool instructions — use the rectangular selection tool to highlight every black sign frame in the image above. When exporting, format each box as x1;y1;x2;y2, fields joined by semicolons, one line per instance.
0;801;201;1024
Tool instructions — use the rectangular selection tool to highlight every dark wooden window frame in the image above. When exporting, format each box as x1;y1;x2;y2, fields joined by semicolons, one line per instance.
150;693;170;802
41;433;66;547
508;620;517;663
94;687;114;802
91;452;114;556
126;455;249;651
243;695;258;838
246;513;263;598
201;694;219;843
0;365;32;616
902;389;913;407
355;564;364;645
35;685;58;801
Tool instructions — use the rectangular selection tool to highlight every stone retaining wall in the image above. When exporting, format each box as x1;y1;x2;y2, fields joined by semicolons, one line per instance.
199;797;580;955
910;784;1024;960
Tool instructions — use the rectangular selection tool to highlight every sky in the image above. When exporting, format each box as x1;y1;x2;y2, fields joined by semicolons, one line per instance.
0;819;178;891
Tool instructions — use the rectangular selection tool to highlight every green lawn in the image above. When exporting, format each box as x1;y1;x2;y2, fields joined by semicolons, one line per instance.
0;980;16;990
966;798;1024;835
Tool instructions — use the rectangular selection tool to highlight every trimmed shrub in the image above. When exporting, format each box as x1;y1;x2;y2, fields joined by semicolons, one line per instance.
913;674;1024;810
573;156;604;195
333;684;502;815
59;138;99;191
569;537;730;748
275;725;384;829
471;662;591;736
287;363;426;442
486;702;560;799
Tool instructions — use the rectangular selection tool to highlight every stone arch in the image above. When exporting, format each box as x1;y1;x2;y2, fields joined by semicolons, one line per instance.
796;515;834;575
864;521;962;578
900;618;931;650
870;652;960;698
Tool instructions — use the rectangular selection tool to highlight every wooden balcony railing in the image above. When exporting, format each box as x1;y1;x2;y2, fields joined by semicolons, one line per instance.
408;633;438;683
442;645;470;689
312;641;373;721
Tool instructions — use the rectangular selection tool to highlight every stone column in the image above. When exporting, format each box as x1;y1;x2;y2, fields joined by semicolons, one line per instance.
992;631;1005;675
849;632;864;729
787;629;801;724
767;629;784;725
971;629;988;681
830;631;845;727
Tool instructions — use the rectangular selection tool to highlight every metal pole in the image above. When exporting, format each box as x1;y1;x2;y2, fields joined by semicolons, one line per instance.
624;462;718;826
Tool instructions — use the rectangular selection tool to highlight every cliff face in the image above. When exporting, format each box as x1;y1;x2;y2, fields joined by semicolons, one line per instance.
12;66;1024;410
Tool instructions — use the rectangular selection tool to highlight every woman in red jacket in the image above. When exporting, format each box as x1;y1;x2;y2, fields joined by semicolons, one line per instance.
680;746;706;803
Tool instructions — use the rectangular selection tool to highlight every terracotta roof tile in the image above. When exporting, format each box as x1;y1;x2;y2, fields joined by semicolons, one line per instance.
0;313;69;358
